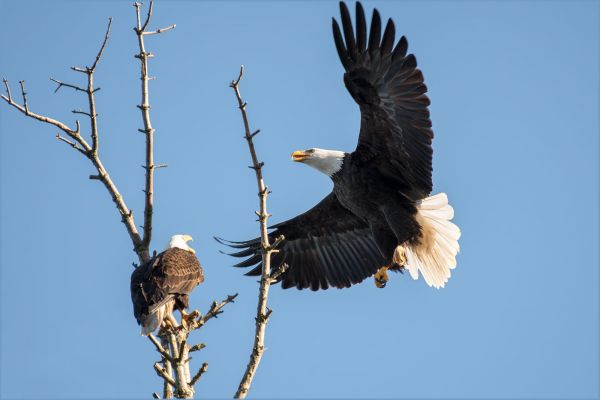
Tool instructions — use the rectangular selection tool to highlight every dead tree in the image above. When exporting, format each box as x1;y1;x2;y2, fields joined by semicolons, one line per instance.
229;66;288;399
1;2;234;398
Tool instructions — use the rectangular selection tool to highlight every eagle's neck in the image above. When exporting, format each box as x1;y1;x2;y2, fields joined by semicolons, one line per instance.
167;236;192;252
306;149;345;177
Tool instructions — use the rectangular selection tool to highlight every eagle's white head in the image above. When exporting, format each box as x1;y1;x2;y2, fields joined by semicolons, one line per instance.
167;234;195;254
291;148;345;177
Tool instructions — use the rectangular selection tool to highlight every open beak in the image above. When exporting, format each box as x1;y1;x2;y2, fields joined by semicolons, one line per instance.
292;150;308;162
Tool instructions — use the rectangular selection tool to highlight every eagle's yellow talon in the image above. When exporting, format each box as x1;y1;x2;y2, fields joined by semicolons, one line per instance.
374;267;389;288
180;309;200;330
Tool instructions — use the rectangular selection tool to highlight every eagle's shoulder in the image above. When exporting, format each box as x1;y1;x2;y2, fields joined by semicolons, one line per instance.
160;247;204;284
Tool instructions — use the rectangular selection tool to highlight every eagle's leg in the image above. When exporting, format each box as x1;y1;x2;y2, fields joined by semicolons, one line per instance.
180;309;200;330
374;245;407;288
157;311;181;333
158;317;178;335
374;266;389;288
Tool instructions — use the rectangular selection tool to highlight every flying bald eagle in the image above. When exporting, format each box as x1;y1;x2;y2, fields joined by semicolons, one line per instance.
220;2;460;290
131;234;204;335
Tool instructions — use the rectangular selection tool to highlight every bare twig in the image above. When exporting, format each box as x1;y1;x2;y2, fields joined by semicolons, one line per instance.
18;80;29;114
144;24;177;35
50;78;88;93
148;333;175;364
154;362;177;387
55;133;87;155
189;363;208;387
90;17;112;72
190;293;239;331
189;343;206;353
230;66;280;399
3;78;12;101
269;262;289;284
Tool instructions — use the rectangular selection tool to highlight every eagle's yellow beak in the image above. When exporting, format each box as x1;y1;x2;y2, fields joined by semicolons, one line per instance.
292;150;308;162
182;235;195;254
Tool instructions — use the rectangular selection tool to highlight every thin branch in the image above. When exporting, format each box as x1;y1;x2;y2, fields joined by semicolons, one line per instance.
90;17;112;72
3;78;12;101
50;78;87;93
70;66;87;73
189;343;206;353
19;80;29;114
56;133;88;155
230;66;279;399
72;109;92;117
141;0;153;32
269;262;289;284
144;24;176;35
189;363;208;387
0;25;147;265
189;293;239;331
154;362;177;387
148;333;175;364
1;80;89;150
133;0;170;253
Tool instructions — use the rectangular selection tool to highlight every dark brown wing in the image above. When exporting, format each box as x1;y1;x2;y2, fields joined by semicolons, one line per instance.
333;2;433;198
218;193;385;290
130;248;203;324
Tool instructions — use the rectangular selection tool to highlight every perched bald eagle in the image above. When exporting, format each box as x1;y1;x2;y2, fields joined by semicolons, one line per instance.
131;235;204;335
220;2;460;290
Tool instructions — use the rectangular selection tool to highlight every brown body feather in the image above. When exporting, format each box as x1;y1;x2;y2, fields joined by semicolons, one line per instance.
131;248;203;330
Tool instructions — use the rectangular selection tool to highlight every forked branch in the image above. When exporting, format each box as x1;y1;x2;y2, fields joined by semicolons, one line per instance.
0;18;148;264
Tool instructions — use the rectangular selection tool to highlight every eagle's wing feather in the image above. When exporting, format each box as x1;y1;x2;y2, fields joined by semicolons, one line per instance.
131;248;203;325
218;193;385;290
157;249;204;295
333;2;433;198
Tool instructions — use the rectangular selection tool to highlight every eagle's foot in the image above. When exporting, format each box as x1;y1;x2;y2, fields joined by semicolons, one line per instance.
374;266;389;288
180;309;200;331
158;319;177;335
389;263;406;274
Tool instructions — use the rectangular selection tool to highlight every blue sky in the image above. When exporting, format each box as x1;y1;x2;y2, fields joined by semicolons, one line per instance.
1;0;598;398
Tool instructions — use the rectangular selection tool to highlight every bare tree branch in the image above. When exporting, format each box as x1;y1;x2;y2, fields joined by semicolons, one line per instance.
154;362;177;387
50;78;88;94
144;24;177;35
230;66;282;399
133;0;175;254
189;363;208;387
3;5;237;399
148;333;175;364
160;335;175;399
188;293;239;331
1;18;147;264
90;17;112;72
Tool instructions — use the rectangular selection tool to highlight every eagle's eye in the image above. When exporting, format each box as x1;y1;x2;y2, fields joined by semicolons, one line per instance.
307;149;316;154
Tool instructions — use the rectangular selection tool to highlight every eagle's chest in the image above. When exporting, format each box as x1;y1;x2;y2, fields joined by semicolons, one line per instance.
332;165;386;221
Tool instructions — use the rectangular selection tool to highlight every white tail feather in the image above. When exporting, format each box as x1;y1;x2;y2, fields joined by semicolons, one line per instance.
405;193;461;289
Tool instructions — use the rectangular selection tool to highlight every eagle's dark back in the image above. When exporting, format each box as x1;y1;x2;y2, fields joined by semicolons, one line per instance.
131;247;203;333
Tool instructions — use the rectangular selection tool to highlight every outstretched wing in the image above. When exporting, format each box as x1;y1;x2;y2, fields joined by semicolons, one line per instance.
333;2;434;198
219;193;385;290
